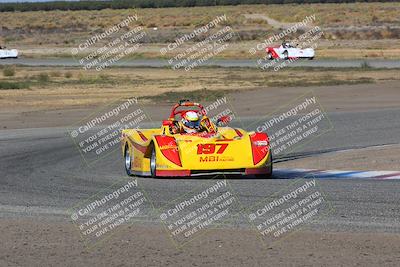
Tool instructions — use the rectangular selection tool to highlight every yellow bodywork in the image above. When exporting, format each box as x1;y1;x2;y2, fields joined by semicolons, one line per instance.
121;124;271;176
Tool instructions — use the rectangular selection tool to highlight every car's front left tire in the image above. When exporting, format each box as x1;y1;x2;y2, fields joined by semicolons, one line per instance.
150;146;157;178
124;144;133;176
283;51;289;60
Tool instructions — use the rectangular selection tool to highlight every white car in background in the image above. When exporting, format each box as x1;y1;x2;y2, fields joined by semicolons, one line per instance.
266;42;314;60
0;47;18;59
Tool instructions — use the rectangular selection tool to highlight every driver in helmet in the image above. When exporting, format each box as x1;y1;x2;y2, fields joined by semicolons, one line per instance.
181;111;201;133
171;111;216;134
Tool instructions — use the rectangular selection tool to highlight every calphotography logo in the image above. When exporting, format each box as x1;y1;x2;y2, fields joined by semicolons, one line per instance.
248;91;333;157
68;97;153;165
249;14;316;56
69;178;152;249
157;179;241;248
176;94;243;159
71;14;147;71
160;14;239;71
249;14;324;71
246;177;333;245
203;96;235;124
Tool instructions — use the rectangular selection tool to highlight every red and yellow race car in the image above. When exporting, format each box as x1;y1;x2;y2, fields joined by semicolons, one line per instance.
121;100;272;177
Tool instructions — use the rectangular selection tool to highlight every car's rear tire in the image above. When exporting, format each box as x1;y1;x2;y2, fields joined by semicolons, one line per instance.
124;144;133;176
255;153;273;179
150;146;156;178
308;57;314;60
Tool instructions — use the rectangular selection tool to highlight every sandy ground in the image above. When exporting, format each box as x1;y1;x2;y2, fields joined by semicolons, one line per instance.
1;218;399;267
278;144;400;171
1;80;399;129
3;67;399;111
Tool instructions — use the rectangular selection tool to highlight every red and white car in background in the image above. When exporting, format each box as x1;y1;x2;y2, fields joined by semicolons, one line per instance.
266;42;314;60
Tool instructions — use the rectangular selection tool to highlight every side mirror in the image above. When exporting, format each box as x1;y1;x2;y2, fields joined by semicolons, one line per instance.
216;115;231;126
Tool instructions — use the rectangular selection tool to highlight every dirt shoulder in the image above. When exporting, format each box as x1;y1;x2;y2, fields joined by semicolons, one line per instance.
3;66;398;112
2;79;399;130
1;64;399;130
1;218;399;267
277;144;400;171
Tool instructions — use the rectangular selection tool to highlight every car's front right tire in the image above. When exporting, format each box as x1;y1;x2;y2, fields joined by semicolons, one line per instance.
255;153;273;179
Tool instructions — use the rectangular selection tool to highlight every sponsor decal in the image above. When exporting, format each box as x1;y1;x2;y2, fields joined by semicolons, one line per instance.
197;143;229;154
159;145;178;150
199;156;234;162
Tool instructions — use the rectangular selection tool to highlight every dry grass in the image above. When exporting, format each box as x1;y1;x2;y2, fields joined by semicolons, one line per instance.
260;3;400;26
1;2;400;59
1;65;399;109
1;3;399;31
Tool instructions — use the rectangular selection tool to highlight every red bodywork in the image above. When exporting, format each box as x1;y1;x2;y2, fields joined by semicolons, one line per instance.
266;47;280;59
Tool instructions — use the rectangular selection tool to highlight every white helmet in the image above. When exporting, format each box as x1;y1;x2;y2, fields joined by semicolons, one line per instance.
182;111;201;133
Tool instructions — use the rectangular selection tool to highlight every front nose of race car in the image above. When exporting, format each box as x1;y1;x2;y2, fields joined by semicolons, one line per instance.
303;48;315;57
176;132;270;171
152;130;270;176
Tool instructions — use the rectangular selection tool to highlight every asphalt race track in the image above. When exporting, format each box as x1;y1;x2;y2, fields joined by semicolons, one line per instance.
1;109;399;233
